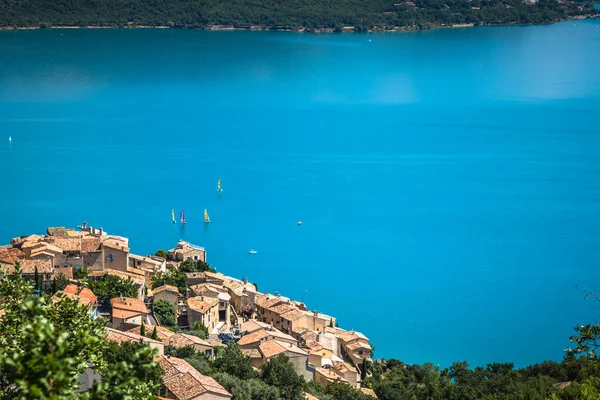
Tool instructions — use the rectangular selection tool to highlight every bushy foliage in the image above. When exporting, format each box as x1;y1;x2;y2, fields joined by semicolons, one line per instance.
0;0;594;30
213;344;256;380
153;299;176;326
0;264;161;399
178;258;216;273
151;269;187;293
86;273;137;304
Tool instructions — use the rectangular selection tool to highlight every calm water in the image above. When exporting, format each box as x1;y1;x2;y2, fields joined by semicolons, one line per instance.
1;22;600;368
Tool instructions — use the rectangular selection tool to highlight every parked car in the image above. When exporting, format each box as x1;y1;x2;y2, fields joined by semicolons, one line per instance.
218;333;234;341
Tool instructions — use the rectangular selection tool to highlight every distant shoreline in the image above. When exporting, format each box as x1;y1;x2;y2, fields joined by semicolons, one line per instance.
0;15;598;33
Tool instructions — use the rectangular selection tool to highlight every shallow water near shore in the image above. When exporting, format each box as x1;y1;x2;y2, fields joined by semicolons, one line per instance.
1;21;600;368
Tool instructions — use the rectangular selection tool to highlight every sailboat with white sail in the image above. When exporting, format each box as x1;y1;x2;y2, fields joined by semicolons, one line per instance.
180;209;187;224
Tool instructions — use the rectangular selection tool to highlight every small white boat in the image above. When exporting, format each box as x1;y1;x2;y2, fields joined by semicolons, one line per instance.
297;220;303;226
249;249;257;255
8;136;12;143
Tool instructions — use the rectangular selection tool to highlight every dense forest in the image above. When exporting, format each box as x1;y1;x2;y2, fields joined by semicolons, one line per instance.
0;0;597;31
1;263;600;399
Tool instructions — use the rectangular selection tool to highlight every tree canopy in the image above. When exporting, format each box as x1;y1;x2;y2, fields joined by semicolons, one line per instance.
0;264;162;399
0;0;594;31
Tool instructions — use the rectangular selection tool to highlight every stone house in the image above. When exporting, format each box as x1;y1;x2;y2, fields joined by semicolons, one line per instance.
110;296;149;330
153;284;181;307
101;238;130;272
187;296;220;333
168;240;206;263
237;327;298;350
243;339;313;381
337;330;372;371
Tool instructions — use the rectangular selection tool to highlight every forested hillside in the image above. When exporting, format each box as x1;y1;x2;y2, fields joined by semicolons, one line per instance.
0;0;596;30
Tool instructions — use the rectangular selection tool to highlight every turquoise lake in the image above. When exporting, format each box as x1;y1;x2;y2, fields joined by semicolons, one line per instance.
1;21;600;368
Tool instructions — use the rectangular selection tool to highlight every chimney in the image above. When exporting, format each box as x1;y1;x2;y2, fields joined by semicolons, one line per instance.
99;227;103;236
83;222;87;229
243;277;248;284
313;310;318;317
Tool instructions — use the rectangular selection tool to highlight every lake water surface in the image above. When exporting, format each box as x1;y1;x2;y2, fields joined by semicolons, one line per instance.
1;21;600;368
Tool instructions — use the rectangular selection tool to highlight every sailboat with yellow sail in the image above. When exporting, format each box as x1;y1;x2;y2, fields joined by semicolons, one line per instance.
217;179;222;193
171;209;176;224
204;209;211;224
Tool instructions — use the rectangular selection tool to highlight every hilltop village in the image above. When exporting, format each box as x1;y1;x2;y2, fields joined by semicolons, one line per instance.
0;223;375;399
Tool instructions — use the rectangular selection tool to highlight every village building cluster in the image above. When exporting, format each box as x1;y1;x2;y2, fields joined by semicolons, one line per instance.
0;224;375;399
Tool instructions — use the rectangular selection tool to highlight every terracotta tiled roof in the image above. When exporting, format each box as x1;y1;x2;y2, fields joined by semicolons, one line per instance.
47;227;71;238
0;247;24;265
153;284;181;295
128;325;175;342
30;243;63;254
48;238;82;252
256;295;290;310
64;284;79;295
20;259;53;274
169;333;213;348
54;284;98;304
338;330;369;343
280;308;306;322
102;239;130;253
237;330;270;346
112;309;144;320
106;328;162;346
259;339;286;358
305;393;320;400
301;330;318;343
52;291;93;307
187;296;219;314
242;348;261;358
346;341;372;351
241;319;271;334
268;303;296;315
111;297;148;314
78;288;98;304
157;356;231;399
81;238;102;253
306;341;325;352
258;339;307;359
334;361;357;375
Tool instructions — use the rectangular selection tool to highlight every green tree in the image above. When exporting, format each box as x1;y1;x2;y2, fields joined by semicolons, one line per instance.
0;265;160;399
154;299;176;326
155;249;168;259
34;265;40;292
190;321;209;339
213;372;281;400
325;381;372;400
87;274;137;304
140;322;146;337
150;326;158;340
214;344;256;380
165;344;196;358
151;269;187;293
74;267;89;280
260;354;305;400
178;258;215;273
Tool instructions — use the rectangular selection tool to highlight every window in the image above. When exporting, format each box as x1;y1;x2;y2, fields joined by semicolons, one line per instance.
358;350;363;355
106;254;114;262
205;350;212;358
